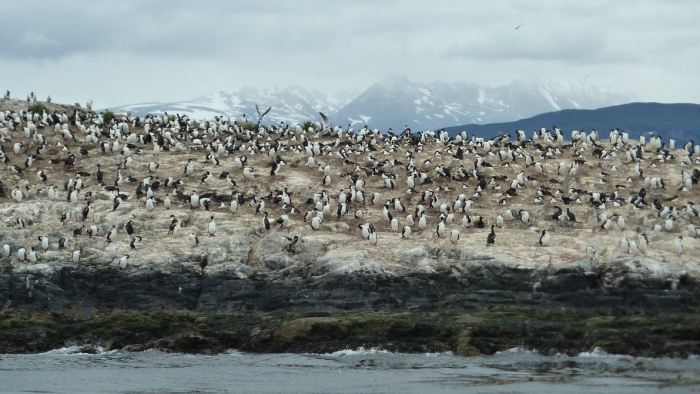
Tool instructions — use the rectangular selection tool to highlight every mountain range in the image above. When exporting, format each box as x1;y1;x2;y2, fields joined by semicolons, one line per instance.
443;102;700;143
106;76;635;132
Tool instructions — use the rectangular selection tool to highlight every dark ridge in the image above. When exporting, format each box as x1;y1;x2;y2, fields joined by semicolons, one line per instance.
442;102;700;142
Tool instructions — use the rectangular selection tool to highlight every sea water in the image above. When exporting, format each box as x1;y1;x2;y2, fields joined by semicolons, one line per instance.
1;346;698;393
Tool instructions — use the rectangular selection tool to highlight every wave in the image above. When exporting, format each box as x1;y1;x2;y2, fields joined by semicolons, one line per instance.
577;347;633;358
40;345;117;356
494;346;538;355
323;347;393;356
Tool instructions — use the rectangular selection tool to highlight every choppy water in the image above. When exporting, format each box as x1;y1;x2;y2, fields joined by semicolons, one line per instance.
0;346;699;393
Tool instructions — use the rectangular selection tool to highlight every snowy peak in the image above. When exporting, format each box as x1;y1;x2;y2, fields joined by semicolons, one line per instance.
108;86;354;125
107;76;635;131
333;75;635;131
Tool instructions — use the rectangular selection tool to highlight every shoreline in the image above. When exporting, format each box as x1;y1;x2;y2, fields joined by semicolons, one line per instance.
2;264;699;358
1;99;699;358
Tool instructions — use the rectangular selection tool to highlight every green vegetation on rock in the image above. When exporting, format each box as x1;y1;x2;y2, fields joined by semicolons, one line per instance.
29;103;48;116
1;306;699;357
102;111;115;123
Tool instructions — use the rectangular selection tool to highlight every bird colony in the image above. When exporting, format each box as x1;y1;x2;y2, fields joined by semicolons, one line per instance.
0;94;699;276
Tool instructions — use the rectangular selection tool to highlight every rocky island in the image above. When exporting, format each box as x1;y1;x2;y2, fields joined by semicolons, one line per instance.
1;95;698;357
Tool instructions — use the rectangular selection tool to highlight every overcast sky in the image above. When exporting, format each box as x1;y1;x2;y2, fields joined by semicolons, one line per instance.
1;0;698;108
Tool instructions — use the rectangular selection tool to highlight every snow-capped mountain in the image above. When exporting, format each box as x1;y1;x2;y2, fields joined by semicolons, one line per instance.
106;76;635;131
333;75;635;131
107;86;356;125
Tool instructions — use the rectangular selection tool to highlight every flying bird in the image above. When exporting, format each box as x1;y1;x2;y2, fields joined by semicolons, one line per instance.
515;23;523;30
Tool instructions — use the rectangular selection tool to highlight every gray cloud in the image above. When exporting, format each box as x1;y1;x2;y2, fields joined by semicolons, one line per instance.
0;0;698;107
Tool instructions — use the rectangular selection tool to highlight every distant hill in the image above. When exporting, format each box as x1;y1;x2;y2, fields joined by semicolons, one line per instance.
442;102;700;143
106;76;635;132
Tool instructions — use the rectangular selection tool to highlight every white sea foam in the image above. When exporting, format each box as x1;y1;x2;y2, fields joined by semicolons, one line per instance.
41;345;116;355
325;347;392;356
577;347;632;358
495;346;538;355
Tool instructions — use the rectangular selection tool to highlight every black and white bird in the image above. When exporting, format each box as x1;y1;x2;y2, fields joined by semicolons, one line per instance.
190;191;200;210
368;229;378;245
262;212;270;230
311;215;323;230
107;242;117;259
26;247;37;263
586;246;596;261
72;249;81;264
17;247;27;262
184;159;194;177
276;214;289;228
487;225;496;245
539;230;550;246
119;254;129;269
450;229;460;243
189;232;199;248
208;216;217;236
112;197;122;212
106;225;118;243
673;236;683;255
37;170;47;184
280;235;299;251
200;171;212;184
127;233;141;248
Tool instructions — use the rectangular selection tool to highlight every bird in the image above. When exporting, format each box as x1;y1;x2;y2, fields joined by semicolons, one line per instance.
208;216;217;236
106;225;117;243
107;242;117;259
402;225;412;239
38;236;49;251
262;212;270;230
200;171;212;184
311;216;322;230
119;254;129;269
673;237;683;255
450;229;460;244
368;230;378;246
629;241;639;256
112;197;122;212
391;218;399;232
276;214;289;229
190;191;200;210
17;247;27;263
586;246;596;261
125;220;135;236
11;187;23;203
130;236;142;249
515;23;523;29
189;233;199;248
487;225;496;245
539;230;550;246
26;247;37;263
436;218;446;238
72;249;81;264
278;234;298;251
638;233;649;252
418;215;427;231
184;159;194;177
